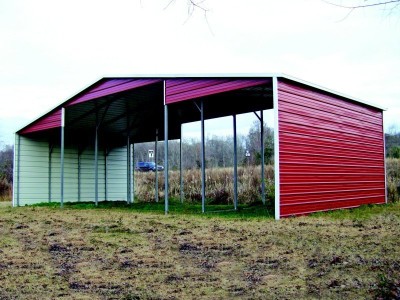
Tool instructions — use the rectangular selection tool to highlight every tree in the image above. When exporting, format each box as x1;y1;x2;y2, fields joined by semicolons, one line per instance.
0;145;13;183
324;0;400;19
245;120;274;166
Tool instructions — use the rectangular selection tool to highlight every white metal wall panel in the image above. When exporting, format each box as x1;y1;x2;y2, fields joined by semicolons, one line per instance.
107;146;128;201
17;136;49;205
80;146;105;202
50;146;78;202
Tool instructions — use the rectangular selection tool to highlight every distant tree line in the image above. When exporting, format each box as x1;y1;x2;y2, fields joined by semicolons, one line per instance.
0;145;13;198
386;127;400;159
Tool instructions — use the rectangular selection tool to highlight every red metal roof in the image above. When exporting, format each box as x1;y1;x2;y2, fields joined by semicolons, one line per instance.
165;78;270;104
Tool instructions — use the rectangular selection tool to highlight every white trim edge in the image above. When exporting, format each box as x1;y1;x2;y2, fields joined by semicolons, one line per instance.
273;77;280;220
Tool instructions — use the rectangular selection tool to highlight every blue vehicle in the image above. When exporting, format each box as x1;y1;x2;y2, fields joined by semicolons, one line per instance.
135;161;164;172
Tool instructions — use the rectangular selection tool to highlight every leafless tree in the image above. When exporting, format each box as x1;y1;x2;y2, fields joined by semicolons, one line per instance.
323;0;400;19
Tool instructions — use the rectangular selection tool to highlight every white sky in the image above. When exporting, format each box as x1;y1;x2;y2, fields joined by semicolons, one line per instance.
0;0;399;146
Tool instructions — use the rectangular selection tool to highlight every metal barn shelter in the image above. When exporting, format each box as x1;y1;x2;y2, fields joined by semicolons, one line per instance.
13;74;387;219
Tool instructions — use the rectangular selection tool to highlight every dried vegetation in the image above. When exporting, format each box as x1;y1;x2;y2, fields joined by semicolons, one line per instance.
0;203;399;299
134;165;275;204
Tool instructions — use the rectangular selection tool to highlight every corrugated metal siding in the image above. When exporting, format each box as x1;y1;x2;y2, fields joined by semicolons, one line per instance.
165;79;270;104
78;146;105;202
50;146;78;202
107;146;128;201
15;136;49;205
19;109;62;134
13;136;129;205
278;79;385;217
66;78;161;106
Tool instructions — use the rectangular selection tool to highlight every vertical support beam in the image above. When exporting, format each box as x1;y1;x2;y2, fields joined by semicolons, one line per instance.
233;114;238;210
48;143;53;203
200;100;206;213
155;129;159;202
131;143;134;203
78;149;81;202
382;114;387;204
104;147;108;201
180;124;184;203
164;99;169;214
127;136;131;204
261;110;265;205
273;77;280;220
94;127;99;206
60;108;65;208
16;134;21;207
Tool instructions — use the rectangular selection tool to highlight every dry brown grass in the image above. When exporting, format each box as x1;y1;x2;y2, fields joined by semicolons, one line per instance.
134;165;274;204
0;204;399;299
0;178;12;202
387;158;400;202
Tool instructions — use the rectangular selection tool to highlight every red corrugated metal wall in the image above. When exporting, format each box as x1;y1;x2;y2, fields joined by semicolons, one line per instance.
278;79;385;217
165;79;269;104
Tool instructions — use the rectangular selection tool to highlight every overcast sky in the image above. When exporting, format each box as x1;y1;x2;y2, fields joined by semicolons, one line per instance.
0;0;399;147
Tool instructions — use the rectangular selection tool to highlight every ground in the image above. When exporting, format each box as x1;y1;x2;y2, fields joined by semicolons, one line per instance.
0;201;399;299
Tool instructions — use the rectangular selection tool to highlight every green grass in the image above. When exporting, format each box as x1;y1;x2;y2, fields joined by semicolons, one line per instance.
32;198;275;219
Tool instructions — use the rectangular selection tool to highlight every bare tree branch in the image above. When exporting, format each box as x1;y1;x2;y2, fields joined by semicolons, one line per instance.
323;0;400;9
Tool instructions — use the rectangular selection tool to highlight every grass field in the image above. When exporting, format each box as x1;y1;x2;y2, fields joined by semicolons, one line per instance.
0;201;399;299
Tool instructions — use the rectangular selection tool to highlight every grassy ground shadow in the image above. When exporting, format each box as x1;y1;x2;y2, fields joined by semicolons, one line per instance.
32;198;275;219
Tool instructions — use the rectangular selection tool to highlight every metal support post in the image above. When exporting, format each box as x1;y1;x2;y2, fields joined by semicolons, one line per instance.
164;103;169;214
131;143;134;203
200;100;206;213
180;124;184;203
104;147;108;201
155;129;159;202
233;114;238;210
127;136;131;204
273;76;280;220
94;127;99;206
60;108;65;208
261;110;265;205
78;149;81;202
48;143;53;203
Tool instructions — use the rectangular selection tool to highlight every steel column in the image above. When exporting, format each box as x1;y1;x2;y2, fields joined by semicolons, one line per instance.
78;149;81;202
60;108;65;208
104;148;108;201
261;110;265;205
272;77;280;220
180;124;184;203
131;143;134;203
48;143;53;203
201;100;206;213
233;114;238;210
164;103;169;214
94;127;99;206
155;129;159;202
127;136;131;204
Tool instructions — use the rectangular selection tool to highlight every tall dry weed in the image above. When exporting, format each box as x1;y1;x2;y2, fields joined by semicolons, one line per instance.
387;158;400;202
0;178;12;201
134;165;274;205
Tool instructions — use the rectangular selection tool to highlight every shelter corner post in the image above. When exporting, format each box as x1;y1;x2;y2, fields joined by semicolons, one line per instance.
164;81;169;214
272;77;280;220
60;107;65;208
233;114;238;210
